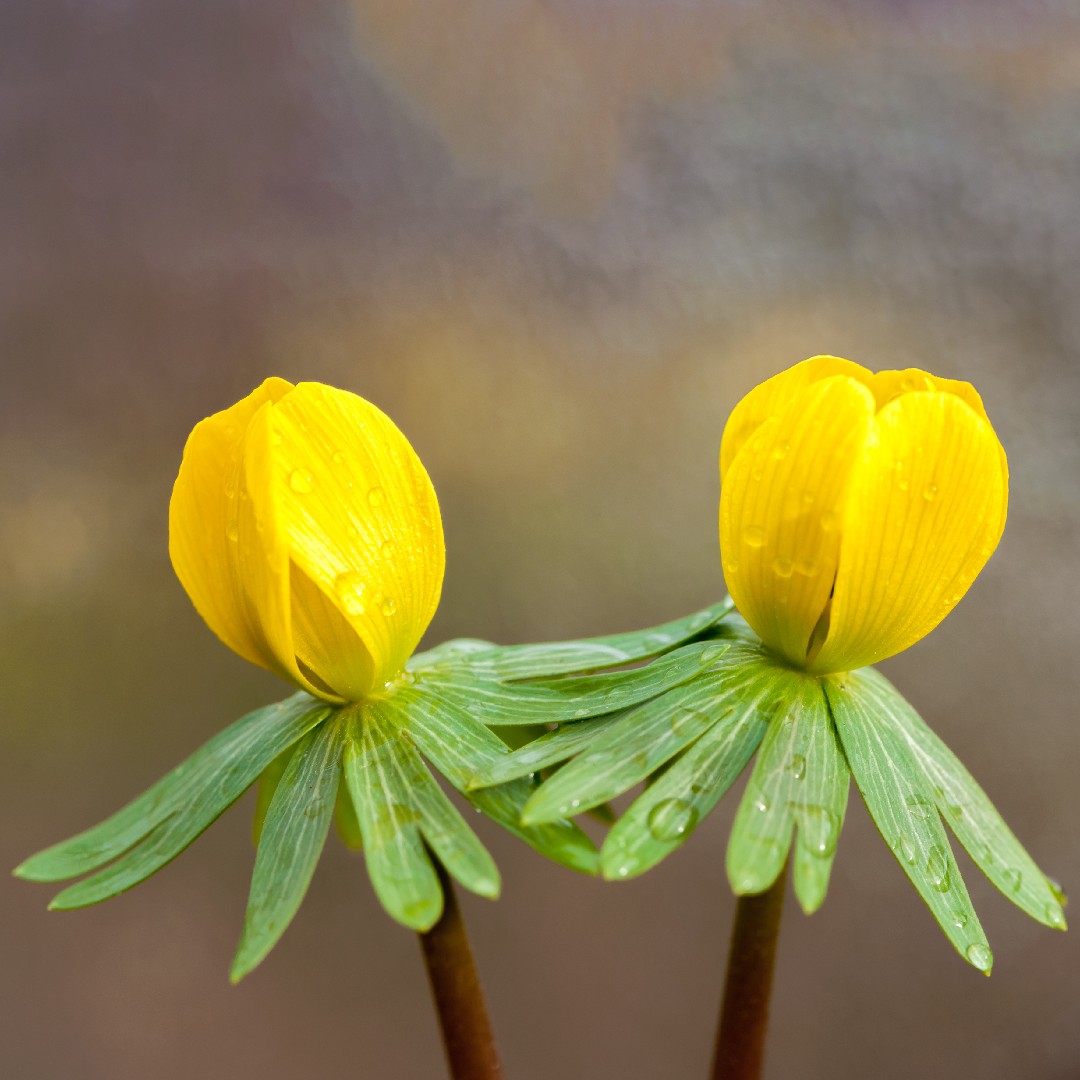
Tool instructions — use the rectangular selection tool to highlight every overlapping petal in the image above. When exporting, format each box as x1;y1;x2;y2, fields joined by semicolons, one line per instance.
720;375;875;667
170;379;445;702
811;391;1007;673
719;359;1008;673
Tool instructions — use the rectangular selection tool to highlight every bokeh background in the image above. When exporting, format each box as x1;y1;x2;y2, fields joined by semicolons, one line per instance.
3;1;1079;1077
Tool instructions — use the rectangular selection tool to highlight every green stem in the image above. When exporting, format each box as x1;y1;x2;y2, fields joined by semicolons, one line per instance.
710;864;787;1080
419;861;504;1080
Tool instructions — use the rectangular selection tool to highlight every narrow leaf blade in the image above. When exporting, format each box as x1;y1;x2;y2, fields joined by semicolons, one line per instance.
828;673;993;972
230;719;342;981
18;694;326;883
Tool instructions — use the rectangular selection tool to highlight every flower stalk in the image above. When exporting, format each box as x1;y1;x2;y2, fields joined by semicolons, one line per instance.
419;859;505;1080
711;863;787;1080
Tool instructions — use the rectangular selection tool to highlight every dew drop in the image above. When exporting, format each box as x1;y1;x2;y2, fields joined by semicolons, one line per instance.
820;510;839;533
895;833;916;865
1047;877;1068;906
794;556;818;577
952;910;969;929
946;803;965;821
1045;903;1067;929
752;794;769;814
367;486;386;508
788;754;806;780
226;521;239;542
926;845;951;892
332;450;346;465
897;477;910;492
334;571;367;616
615;865;631;879
922;482;939;502
965;942;992;972
380;595;397;617
798;805;840;856
906;794;932;820
699;644;728;665
1003;868;1023;893
770;442;790;461
380;539;393;557
773;555;794;579
289;468;314;494
271;431;283;446
801;490;815;506
647;798;699;842
744;525;766;548
723;556;740;575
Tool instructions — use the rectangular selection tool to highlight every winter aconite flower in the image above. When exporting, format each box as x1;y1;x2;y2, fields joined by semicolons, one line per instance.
719;355;1008;673
471;357;1063;973
169;376;444;702
18;378;602;980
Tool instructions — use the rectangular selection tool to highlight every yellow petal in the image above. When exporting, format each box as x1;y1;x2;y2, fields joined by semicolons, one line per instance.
266;383;445;694
719;355;872;481
720;375;876;667
811;392;1007;673
169;377;296;678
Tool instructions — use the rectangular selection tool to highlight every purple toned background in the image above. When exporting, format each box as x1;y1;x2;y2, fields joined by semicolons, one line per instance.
3;2;1078;1077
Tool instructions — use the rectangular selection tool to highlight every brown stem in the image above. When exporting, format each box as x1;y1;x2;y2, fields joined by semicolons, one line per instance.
710;865;787;1080
419;861;505;1080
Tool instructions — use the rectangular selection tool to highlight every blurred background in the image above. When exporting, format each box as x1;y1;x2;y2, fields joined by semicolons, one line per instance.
3;1;1079;1077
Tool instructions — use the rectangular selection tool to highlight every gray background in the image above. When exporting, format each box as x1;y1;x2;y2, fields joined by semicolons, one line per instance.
2;1;1078;1077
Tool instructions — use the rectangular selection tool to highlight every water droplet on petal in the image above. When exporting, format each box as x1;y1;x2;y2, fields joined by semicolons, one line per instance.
332;450;346;465
647;798;699;842
897;477;910;492
770;442;790;461
794;556;818;576
334;571;367;616
965;942;992;971
226;521;239;542
380;595;397;617
801;490;815;506
744;525;766;548
773;555;794;579
922;482;939;502
380;539;393;557
820;511;839;533
367;486;386;508
271;430;283;446
289;468;314;494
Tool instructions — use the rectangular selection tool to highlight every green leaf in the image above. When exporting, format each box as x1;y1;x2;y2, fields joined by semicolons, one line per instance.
252;747;294;847
382;686;508;789
600;665;776;880
850;667;1065;931
380;687;600;874
423;599;734;681
827;673;993;972
467;781;600;876
230;719;343;981
469;713;628;789
45;699;331;908
430;640;731;726
342;705;444;932
519;665;746;826
726;669;846;914
17;694;327;884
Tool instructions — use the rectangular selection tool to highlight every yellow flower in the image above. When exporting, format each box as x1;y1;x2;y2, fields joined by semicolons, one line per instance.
169;378;445;702
719;356;1008;674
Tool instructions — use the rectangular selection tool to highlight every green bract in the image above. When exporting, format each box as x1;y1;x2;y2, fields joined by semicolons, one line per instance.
468;608;1065;973
16;601;733;980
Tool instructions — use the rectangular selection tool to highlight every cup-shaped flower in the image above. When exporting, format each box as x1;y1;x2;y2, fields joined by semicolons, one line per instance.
719;356;1008;674
170;377;444;702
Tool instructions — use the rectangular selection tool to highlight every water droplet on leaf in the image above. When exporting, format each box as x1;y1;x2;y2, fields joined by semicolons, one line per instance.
926;845;951;892
906;794;932;820
647;798;699;842
788;754;806;780
965;942;992;971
